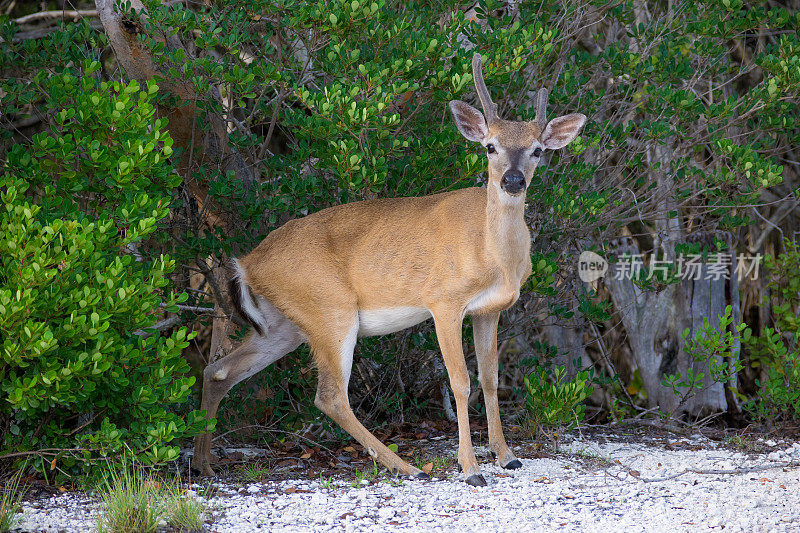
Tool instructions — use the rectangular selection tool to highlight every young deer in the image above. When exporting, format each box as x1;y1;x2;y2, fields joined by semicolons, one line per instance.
193;54;586;486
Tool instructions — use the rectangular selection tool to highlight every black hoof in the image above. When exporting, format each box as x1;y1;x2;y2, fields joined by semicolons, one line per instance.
503;458;523;470
465;474;487;487
414;471;430;480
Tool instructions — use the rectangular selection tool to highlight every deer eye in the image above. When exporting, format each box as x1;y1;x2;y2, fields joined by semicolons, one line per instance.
486;144;496;154
532;147;543;157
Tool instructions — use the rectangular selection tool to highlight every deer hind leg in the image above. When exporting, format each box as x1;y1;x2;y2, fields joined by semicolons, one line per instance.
193;301;303;476
309;310;427;479
432;309;484;486
473;312;522;470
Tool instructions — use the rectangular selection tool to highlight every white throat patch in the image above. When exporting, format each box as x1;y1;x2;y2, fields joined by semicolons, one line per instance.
493;181;526;205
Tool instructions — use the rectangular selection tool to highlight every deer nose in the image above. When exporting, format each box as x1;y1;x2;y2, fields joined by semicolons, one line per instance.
501;170;526;195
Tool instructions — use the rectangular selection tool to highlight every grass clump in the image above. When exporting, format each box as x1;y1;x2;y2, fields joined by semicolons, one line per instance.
414;453;455;476
95;465;207;533
237;461;272;482
0;470;25;533
164;480;206;532
95;467;164;533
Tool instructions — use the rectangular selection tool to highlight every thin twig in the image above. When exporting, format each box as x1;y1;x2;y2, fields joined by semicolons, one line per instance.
210;425;336;455
640;461;800;483
13;9;97;24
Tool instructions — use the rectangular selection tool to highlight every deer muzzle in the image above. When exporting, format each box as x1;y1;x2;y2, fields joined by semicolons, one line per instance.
500;170;526;195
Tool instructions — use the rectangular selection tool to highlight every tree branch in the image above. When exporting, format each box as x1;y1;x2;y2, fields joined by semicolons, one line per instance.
13;9;97;25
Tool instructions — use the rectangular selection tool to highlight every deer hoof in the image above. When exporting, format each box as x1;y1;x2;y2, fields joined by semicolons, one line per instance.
465;474;487;487
503;458;523;470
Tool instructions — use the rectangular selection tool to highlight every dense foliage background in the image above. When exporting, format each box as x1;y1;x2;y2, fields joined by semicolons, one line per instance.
1;0;799;479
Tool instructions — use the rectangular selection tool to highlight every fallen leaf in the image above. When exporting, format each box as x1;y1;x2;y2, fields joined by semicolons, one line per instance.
780;484;787;489
759;477;773;483
50;457;57;471
629;470;641;477
300;452;312;459
343;446;356;453
422;462;434;474
285;487;313;494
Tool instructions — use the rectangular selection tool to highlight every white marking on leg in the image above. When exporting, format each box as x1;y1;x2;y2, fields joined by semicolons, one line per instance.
340;318;359;400
465;283;502;314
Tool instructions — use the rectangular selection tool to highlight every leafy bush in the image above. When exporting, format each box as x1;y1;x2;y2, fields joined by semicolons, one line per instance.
524;365;593;434
2;0;800;449
661;306;744;409
743;243;800;422
0;69;208;478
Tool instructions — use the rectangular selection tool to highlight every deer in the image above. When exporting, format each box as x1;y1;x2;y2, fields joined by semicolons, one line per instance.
193;53;586;486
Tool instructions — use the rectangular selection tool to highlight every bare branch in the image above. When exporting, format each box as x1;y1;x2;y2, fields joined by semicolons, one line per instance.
13;9;97;25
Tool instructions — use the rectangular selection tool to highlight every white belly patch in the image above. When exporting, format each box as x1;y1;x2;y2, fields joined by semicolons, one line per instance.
358;307;432;337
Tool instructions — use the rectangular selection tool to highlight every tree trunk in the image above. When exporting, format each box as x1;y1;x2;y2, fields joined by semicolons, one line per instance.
95;0;254;362
605;233;735;417
544;289;586;380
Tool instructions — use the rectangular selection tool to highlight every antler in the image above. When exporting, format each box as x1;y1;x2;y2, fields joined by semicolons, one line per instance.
471;53;499;126
535;88;548;131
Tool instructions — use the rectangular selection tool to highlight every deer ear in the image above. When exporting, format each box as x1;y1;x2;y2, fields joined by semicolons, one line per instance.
541;113;587;150
449;100;488;143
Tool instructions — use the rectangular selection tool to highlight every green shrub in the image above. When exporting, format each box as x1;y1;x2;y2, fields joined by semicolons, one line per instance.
661;305;745;408
0;69;208;478
743;243;800;422
524;365;593;434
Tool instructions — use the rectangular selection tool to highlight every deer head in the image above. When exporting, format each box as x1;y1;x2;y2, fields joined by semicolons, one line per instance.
449;54;587;201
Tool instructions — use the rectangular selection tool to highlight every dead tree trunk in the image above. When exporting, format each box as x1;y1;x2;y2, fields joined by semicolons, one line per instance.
544;287;586;380
605;231;738;417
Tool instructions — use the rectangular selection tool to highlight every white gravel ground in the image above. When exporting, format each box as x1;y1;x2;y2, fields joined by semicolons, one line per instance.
14;435;800;532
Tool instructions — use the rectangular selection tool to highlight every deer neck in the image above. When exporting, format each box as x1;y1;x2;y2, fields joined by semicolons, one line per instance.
484;183;530;269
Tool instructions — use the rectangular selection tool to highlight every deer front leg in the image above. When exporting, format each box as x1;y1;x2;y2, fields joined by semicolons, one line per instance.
432;310;485;486
473;312;522;470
